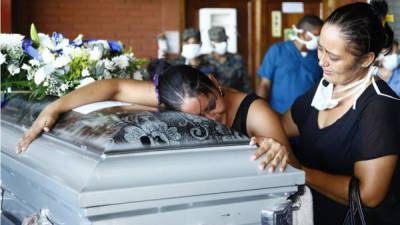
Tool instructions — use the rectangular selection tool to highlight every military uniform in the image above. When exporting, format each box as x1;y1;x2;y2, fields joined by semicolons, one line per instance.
205;53;252;93
169;56;216;75
206;26;252;93
168;28;216;75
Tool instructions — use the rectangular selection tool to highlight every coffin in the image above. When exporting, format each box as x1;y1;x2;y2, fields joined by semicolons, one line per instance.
1;94;305;225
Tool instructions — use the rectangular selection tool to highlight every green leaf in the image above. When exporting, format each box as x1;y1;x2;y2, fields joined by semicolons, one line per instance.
119;41;125;53
30;23;40;48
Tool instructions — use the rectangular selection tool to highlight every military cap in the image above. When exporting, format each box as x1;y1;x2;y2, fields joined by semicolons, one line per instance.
182;28;201;42
208;26;228;42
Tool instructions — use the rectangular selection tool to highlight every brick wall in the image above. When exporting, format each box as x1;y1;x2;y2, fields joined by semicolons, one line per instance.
16;0;181;59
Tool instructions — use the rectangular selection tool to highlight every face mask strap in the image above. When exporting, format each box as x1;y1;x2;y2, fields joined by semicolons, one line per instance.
292;25;303;34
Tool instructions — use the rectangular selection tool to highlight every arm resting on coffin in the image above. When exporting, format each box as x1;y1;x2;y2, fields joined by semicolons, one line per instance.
248;99;301;172
16;79;157;153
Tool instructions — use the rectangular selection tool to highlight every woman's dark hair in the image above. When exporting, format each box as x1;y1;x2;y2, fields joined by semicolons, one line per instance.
325;0;393;58
149;60;217;110
146;59;171;79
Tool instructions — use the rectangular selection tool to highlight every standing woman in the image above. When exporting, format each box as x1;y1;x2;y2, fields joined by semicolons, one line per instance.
272;1;400;224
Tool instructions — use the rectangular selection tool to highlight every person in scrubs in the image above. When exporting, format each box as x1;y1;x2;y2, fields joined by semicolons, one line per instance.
257;14;324;114
377;40;400;97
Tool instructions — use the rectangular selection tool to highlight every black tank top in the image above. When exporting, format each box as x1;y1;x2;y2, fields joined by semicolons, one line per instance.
231;93;262;136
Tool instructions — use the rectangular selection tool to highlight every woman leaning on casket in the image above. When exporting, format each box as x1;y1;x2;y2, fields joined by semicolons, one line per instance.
273;1;398;224
17;61;300;173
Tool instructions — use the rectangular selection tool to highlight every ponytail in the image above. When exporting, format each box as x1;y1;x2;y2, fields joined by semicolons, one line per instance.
325;0;394;58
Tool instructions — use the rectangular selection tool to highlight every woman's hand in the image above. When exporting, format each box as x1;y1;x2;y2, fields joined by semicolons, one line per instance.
16;105;60;154
250;136;289;172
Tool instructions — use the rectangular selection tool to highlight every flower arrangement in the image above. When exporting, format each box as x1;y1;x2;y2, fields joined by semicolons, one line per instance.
1;24;148;100
0;33;30;93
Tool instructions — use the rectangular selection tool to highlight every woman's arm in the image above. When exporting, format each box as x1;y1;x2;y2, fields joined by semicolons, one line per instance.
281;108;300;138
304;155;398;206
247;100;301;171
16;79;156;153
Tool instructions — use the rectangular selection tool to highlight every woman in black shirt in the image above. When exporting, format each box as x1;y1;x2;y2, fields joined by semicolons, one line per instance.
260;1;400;224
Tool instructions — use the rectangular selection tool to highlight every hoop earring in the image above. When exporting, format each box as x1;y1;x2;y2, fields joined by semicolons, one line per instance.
218;86;224;97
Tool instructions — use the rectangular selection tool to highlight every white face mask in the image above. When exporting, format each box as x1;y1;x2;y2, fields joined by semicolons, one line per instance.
291;25;319;51
181;44;201;60
212;41;227;55
382;53;400;71
311;66;377;111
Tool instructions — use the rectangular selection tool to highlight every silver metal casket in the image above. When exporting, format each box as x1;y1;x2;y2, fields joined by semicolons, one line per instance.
1;94;305;225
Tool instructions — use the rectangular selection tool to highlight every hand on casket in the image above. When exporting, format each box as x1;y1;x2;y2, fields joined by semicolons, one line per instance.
249;136;289;172
16;104;60;154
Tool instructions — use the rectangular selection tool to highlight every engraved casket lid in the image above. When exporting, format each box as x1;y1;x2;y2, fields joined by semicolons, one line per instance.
1;94;249;154
1;94;304;211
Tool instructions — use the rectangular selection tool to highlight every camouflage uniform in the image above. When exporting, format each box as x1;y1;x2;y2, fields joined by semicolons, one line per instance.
206;26;252;93
204;53;252;93
168;28;216;75
169;56;216;75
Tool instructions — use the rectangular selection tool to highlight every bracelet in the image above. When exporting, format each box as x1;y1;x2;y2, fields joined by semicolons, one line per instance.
152;73;160;105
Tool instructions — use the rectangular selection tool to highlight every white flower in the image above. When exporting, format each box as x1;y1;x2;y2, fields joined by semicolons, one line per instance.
7;64;20;75
85;40;109;50
60;83;69;91
76;77;95;89
71;47;86;58
72;34;83;45
133;71;143;80
82;68;90;77
21;63;31;70
0;34;25;61
0;34;25;50
43;81;49;87
34;67;46;85
29;59;41;67
62;46;76;57
112;54;130;69
54;55;71;68
41;48;55;64
89;46;102;61
103;59;115;71
38;33;69;51
104;70;112;79
0;52;5;65
38;33;55;50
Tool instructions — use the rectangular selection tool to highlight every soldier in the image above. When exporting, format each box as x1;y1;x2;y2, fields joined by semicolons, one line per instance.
205;26;252;93
169;28;215;75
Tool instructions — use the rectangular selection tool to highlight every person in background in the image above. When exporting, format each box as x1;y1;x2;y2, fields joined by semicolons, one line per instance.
257;14;324;114
377;40;400;96
157;33;168;59
257;1;400;224
205;26;252;93
169;28;215;75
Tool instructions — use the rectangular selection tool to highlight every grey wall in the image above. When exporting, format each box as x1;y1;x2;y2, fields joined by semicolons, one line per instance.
387;0;400;42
